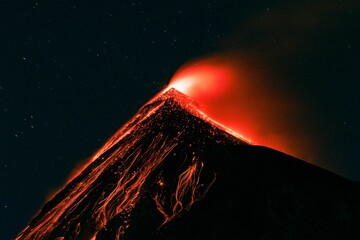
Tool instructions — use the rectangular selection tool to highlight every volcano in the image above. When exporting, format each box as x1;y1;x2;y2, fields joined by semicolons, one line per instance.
17;88;360;240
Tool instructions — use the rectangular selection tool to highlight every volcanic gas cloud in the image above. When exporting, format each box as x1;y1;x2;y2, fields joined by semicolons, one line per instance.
165;54;316;163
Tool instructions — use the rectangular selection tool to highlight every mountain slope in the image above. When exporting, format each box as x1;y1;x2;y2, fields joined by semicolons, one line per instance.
17;88;360;240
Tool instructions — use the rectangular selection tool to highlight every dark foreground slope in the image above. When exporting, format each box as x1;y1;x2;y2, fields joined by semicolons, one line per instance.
17;89;360;240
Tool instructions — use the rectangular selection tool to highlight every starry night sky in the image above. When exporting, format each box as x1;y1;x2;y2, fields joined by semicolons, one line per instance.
1;0;360;239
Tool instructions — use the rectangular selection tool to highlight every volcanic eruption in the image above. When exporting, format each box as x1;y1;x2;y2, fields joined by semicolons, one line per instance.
16;63;360;239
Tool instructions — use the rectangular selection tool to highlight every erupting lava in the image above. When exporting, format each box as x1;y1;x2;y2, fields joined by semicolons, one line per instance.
16;89;221;240
17;54;319;240
164;54;314;162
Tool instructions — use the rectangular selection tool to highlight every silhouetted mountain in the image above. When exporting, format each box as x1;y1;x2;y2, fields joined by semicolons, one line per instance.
17;88;360;240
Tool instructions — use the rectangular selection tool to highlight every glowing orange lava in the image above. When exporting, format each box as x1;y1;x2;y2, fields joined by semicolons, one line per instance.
16;92;216;240
17;54;316;240
164;54;315;162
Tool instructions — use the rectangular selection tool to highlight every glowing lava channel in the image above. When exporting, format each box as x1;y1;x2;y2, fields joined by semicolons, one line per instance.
17;53;314;240
16;92;216;240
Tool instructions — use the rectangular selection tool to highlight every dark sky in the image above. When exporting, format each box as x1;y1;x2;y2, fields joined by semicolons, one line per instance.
1;0;359;238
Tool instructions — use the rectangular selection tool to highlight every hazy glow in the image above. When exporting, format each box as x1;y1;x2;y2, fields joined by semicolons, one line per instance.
165;64;231;100
165;54;315;162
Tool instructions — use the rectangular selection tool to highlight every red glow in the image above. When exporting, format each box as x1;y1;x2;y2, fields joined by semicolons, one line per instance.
16;96;216;240
165;54;315;162
165;64;231;102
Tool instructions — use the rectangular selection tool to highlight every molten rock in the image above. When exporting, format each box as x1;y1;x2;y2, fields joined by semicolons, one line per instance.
17;89;360;240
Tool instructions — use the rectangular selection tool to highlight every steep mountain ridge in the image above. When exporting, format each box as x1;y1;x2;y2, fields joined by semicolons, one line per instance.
17;88;360;240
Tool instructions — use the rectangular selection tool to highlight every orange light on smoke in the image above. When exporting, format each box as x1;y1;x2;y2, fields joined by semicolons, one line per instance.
165;53;315;162
165;64;231;101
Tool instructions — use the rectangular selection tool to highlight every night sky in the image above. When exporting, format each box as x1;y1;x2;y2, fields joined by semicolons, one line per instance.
1;0;360;239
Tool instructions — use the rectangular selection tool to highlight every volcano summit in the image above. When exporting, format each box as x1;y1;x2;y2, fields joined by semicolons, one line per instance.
17;88;360;239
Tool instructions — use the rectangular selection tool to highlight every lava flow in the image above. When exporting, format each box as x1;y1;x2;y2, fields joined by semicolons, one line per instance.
16;85;360;239
17;55;315;239
16;89;225;240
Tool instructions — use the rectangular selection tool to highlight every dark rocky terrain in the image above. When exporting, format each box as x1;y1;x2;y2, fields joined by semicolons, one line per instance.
17;89;360;240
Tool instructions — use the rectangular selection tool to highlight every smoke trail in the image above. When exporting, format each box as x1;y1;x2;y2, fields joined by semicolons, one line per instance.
166;53;318;163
